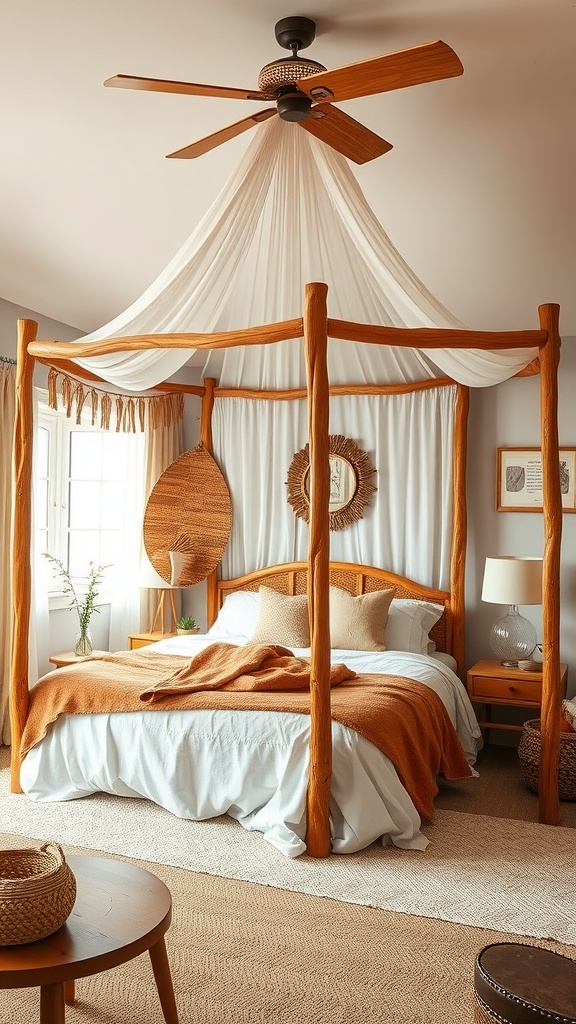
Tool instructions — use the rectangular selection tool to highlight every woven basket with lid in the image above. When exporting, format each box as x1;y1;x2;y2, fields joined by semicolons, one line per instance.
0;841;77;945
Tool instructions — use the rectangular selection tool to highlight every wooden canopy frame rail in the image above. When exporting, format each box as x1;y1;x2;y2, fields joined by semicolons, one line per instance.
10;284;562;858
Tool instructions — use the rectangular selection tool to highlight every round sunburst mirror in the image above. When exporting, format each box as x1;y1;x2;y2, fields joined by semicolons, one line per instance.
286;434;377;532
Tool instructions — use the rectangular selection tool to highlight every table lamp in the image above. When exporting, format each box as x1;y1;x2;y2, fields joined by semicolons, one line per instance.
139;557;179;635
481;556;543;666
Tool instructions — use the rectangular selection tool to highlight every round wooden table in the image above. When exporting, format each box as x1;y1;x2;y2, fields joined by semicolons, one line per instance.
0;855;179;1023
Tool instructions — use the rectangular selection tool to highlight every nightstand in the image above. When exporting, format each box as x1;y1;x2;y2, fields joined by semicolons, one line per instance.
466;658;568;736
128;631;176;650
49;650;107;668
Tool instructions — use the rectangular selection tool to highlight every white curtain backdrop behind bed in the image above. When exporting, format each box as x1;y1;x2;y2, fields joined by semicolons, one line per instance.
72;118;537;391
214;387;455;586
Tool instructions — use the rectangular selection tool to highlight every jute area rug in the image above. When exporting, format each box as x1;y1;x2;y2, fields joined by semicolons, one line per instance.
0;831;575;1024
1;758;575;946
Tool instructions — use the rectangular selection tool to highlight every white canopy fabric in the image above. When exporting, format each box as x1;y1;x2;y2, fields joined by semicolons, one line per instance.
76;117;537;390
214;388;457;584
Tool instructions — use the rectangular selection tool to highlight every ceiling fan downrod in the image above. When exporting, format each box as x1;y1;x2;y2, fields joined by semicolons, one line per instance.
268;16;318;121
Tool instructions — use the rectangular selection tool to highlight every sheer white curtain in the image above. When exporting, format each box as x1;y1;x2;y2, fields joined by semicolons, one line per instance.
107;430;147;652
29;391;180;674
213;386;456;589
0;359;16;743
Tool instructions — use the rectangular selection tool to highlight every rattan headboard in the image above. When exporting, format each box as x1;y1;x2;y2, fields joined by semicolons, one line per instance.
214;560;453;654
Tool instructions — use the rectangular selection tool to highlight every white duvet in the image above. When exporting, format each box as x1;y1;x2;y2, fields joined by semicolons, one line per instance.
20;636;482;857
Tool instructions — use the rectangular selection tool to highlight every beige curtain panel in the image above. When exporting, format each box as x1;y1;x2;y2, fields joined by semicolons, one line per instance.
0;358;16;744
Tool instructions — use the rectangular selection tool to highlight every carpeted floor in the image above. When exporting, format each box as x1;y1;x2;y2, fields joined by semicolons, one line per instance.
436;742;576;827
1;743;575;1022
1;744;575;944
0;829;574;1024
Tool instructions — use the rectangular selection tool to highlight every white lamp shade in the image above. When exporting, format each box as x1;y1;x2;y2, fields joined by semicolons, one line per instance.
139;556;177;590
481;556;543;606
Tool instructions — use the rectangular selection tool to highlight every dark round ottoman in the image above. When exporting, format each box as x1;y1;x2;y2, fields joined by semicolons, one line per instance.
474;943;576;1023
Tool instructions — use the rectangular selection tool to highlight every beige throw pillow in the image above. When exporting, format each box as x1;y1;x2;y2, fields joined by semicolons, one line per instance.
329;586;395;651
250;587;310;648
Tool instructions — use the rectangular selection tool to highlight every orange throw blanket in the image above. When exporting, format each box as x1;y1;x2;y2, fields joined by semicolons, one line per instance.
138;642;356;701
21;643;472;819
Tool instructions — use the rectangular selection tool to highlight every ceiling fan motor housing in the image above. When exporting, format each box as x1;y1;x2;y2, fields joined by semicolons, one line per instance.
276;88;312;122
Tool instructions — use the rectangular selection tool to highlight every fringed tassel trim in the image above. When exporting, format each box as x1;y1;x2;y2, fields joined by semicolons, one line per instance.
45;368;185;433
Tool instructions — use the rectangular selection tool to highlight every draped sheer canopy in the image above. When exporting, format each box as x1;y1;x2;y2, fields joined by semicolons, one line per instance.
52;115;542;587
74;117;537;390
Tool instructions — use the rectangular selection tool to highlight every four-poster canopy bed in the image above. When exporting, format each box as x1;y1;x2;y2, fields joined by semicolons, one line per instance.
10;282;563;858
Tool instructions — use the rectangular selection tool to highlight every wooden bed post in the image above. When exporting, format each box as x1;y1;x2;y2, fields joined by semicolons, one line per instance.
451;384;469;678
303;282;332;858
10;319;37;793
201;377;221;627
537;303;562;825
200;377;216;453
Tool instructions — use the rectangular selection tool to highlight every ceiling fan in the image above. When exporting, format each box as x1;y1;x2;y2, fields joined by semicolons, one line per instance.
104;16;463;165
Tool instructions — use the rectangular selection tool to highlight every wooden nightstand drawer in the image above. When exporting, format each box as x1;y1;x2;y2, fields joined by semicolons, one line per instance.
128;631;175;650
466;659;568;735
470;675;542;704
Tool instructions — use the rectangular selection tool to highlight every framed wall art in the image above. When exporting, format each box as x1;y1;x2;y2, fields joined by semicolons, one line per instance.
496;446;576;512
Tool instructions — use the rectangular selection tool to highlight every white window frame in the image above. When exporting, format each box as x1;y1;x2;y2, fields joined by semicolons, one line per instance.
35;392;142;610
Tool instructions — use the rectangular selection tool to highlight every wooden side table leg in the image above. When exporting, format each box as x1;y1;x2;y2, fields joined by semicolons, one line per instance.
64;979;75;1004
149;936;179;1024
40;982;65;1023
484;703;491;746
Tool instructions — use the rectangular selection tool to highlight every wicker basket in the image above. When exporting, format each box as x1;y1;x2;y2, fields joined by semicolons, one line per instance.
518;719;576;801
0;841;77;945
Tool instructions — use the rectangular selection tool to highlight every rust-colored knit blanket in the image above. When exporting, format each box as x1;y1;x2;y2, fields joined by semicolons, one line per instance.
138;642;356;701
21;644;472;819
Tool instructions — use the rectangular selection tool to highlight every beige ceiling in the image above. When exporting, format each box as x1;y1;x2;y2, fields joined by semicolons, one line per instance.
1;0;574;336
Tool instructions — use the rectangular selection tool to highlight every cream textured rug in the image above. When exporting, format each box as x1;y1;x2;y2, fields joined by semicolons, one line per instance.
1;762;574;945
2;830;574;1024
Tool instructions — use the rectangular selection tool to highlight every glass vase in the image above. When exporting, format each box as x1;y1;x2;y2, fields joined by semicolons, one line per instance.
74;629;93;657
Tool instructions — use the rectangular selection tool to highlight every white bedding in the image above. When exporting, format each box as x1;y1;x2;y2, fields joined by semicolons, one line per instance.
20;636;482;857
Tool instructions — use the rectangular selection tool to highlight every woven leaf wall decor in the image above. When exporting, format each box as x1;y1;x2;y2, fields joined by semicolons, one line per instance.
143;444;232;586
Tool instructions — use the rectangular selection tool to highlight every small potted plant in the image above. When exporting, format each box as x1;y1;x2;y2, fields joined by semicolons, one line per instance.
176;615;199;636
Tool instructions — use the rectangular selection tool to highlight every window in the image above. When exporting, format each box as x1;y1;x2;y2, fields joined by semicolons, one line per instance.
35;393;145;604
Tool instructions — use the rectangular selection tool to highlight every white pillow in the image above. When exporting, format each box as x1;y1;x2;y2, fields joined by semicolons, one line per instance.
384;599;444;655
207;590;260;640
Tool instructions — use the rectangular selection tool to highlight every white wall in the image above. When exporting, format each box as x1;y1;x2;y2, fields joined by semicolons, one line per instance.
0;297;81;355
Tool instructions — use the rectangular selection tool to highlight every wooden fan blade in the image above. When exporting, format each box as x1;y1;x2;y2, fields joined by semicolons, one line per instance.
166;108;277;159
300;105;392;164
104;74;272;102
296;40;463;104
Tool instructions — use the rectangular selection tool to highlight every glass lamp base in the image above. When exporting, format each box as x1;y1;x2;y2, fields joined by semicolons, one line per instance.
489;606;537;667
